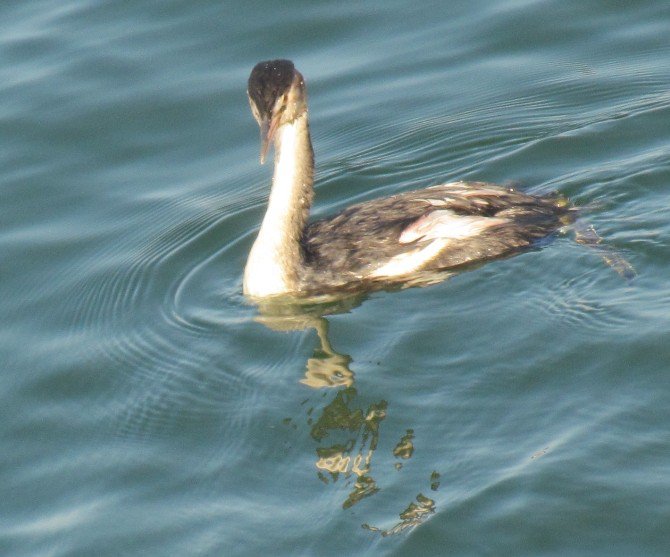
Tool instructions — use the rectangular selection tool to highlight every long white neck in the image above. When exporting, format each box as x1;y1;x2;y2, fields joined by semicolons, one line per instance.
243;114;314;298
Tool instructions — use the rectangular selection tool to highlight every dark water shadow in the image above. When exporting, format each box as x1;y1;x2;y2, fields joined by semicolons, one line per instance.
254;296;441;536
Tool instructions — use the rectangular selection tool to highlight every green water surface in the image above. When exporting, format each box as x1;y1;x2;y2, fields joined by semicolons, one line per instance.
1;1;669;556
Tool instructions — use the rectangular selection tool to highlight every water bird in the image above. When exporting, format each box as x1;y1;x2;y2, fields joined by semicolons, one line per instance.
244;59;574;299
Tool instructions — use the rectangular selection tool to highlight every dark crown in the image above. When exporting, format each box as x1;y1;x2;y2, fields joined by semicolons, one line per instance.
248;59;295;116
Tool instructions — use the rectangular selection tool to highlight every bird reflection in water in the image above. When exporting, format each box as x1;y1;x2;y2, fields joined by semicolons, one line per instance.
255;297;440;535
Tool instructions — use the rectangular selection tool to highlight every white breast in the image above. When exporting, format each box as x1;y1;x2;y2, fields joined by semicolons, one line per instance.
243;122;302;298
243;241;290;298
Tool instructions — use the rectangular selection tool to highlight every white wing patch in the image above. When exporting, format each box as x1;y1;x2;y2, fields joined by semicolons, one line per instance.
369;210;507;279
369;238;449;278
399;210;507;244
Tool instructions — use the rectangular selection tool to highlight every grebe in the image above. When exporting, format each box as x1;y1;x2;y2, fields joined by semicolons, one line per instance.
244;59;572;299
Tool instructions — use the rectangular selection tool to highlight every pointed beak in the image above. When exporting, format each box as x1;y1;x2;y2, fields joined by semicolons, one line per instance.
259;118;270;164
259;114;281;164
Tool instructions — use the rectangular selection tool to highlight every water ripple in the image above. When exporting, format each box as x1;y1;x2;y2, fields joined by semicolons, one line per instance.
517;261;636;333
60;189;265;442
